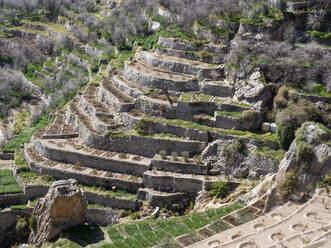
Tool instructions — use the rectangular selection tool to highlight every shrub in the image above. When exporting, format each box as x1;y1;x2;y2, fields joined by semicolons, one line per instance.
130;211;141;220
242;110;259;131
274;86;289;109
118;153;129;159
279;169;299;198
209;181;231;199
159;150;167;159
222;138;246;163
171;151;178;161
296;142;314;164
276;103;322;150
16;216;27;232
29;216;37;230
135;121;149;136
318;171;331;188
181;151;190;162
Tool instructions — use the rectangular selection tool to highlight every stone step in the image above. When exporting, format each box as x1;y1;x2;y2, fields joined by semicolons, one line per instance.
155;47;224;64
186;189;331;248
139;51;223;80
137;188;189;208
123;61;199;92
98;78;135;112
32;138;151;177
142;170;238;194
25;146;142;193
157;36;227;54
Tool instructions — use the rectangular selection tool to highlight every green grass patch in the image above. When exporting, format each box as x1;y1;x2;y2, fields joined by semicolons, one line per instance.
2;115;50;153
216;111;242;119
14;151;28;170
157;118;278;143
255;147;286;162
10;204;27;210
105;203;242;248
18;171;55;186
0;170;23;195
80;185;136;200
181;93;212;102
307;30;331;41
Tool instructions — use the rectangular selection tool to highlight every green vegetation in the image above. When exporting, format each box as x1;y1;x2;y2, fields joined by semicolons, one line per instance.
135;121;149;136
29;216;37;230
14;151;28;170
279;169;299;198
181;93;212;102
216;111;242;119
317;171;331;188
157;118;278;143
209;181;231;199
296;142;314;165
13;111;30;135
307;31;331;41
80;185;136;200
0;170;23;195
222;138;246;164
2;114;50;152
255;147;286;162
102;204;242;248
10;204;27;210
18;171;55;186
276;102;322;150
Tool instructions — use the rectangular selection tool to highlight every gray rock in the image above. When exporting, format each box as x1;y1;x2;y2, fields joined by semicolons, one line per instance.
276;124;331;197
28;179;87;247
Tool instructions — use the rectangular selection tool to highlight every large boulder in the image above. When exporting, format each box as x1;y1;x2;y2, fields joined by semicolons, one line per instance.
28;179;87;247
234;71;273;109
276;123;331;197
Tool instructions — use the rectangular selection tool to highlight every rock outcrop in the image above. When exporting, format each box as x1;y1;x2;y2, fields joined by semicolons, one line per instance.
28;179;87;247
205;139;279;179
276;123;331;197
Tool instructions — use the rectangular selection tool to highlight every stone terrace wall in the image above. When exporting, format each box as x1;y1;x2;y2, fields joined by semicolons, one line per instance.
139;51;223;80
84;191;140;211
151;157;208;175
32;139;150;177
26;154;141;193
0;193;26;208
87;134;207;158
86;208;118;226
143;121;209;142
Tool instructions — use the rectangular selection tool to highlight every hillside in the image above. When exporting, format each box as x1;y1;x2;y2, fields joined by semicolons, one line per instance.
0;0;330;247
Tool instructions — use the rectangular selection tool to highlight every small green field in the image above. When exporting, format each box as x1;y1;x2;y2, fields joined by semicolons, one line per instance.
0;169;23;195
48;204;242;248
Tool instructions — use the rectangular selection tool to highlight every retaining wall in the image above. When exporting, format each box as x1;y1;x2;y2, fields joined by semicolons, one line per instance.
151;157;208;175
32;139;150;177
25;151;141;193
139;51;223;80
123;62;200;92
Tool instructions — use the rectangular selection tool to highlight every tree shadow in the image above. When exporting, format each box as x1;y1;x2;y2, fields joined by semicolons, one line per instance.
61;224;105;247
